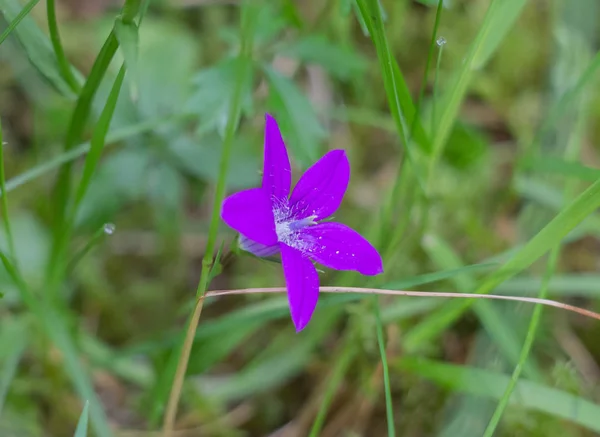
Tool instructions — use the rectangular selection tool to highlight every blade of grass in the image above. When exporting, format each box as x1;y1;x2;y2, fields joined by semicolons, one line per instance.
0;0;38;46
355;0;427;191
114;18;139;100
46;0;80;92
0;250;112;437
0;112;192;197
308;341;357;437
398;358;600;434
0;118;17;265
48;0;142;284
483;26;593;433
71;66;126;214
66;223;114;274
482;249;560;437
520;156;600;182
73;401;90;437
403;173;600;351
422;234;540;379
374;297;395;437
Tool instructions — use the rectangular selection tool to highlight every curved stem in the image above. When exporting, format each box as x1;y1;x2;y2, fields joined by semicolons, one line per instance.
46;0;80;93
204;287;600;321
160;3;257;435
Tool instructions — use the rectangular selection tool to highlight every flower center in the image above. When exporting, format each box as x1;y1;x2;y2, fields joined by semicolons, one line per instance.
272;200;317;249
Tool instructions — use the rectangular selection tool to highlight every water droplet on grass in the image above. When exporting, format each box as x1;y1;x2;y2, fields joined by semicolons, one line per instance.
103;223;116;235
436;37;446;46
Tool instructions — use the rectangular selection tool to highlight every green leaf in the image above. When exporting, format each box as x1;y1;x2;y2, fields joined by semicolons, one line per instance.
399;358;600;434
382;263;496;290
263;65;326;166
520;156;600;182
51;31;119;256
72;66;126;217
168;134;259;189
73;401;90;437
114;19;140;100
0;0;79;97
186;57;254;133
278;35;368;80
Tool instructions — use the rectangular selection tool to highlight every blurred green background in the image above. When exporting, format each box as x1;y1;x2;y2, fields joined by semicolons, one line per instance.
1;0;600;436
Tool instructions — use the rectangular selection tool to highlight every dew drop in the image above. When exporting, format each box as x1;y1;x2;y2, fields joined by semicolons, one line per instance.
335;250;339;254
103;223;116;235
436;37;446;47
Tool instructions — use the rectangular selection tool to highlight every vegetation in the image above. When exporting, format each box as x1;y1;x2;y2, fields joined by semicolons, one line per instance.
1;0;600;436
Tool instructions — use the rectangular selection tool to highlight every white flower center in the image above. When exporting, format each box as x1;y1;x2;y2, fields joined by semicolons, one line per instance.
272;199;317;251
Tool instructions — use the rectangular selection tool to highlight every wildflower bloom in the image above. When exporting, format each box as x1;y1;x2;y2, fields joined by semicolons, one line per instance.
221;114;383;331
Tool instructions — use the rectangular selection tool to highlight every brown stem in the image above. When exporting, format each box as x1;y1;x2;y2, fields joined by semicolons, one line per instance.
205;287;600;321
161;297;205;436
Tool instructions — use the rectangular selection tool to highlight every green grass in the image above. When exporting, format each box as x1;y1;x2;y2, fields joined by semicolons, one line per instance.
1;0;600;436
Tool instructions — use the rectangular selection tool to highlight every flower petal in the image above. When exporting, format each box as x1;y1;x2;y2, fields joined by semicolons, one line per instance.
221;188;277;246
262;114;292;200
281;244;320;332
289;149;349;221
239;235;280;257
301;222;383;275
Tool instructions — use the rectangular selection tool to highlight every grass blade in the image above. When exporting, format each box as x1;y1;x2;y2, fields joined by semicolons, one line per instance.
308;341;357;437
73;401;90;437
50;31;119;238
354;0;428;190
482;249;560;437
114;19;139;100
403;175;600;350
422;234;540;379
399;358;600;434
374;297;395;437
0;119;16;265
46;0;80;92
0;0;38;46
0;112;192;197
72;65;126;214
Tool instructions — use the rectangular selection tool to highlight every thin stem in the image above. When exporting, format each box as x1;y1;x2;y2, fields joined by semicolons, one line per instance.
0;120;17;266
481;248;559;437
0;0;40;46
46;0;80;93
374;297;395;437
415;0;443;140
161;297;205;435
431;38;445;133
483;51;590;434
65;224;112;274
203;287;600;321
160;3;257;435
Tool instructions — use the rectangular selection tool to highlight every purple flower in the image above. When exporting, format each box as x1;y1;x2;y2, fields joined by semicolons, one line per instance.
221;114;383;331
